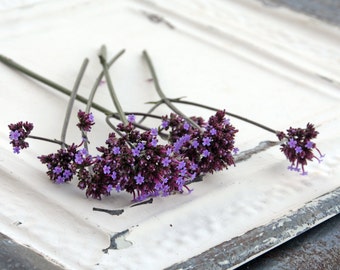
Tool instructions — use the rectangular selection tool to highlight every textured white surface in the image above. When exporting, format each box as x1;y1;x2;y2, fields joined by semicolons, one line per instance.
0;0;339;269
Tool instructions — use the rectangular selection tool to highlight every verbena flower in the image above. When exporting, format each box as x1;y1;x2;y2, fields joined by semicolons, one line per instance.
76;110;95;132
86;122;194;201
277;123;324;175
162;110;238;176
38;144;80;184
8;121;34;154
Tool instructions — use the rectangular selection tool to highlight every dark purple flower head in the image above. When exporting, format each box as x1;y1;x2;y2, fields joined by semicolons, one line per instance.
8;121;34;154
38;143;79;183
77;110;95;132
165;110;238;176
277;123;324;175
88;123;194;201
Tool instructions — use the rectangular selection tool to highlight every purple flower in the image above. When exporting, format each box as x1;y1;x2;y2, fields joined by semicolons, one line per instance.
127;114;136;123
162;157;171;167
53;166;62;174
202;149;210;157
75;152;84;164
137;142;145;151
277;123;324;175
111;171;117;180
134;173;144;185
161;120;169;129
305;141;314;149
177;160;186;170
112;146;120;155
63;170;72;179
77;110;95;132
103;165;110;175
288;138;297;148
8;121;34;153
107;184;113;193
151;138;158;147
38;143;78;184
183;122;190;130
150;128;158;136
295;146;302;154
9;130;20;140
132;148;140;157
13;146;20;154
192;140;199;148
210;128;217;135
202;137;211;146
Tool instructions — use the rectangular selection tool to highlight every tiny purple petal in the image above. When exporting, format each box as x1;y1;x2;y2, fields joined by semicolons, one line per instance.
288;138;297;148
103;165;110;175
305;141;314;149
192;140;199;148
112;146;121;155
150;128;158;136
202;149;210;157
127;114;136;123
134;173;144;185
162;157;171;167
10;130;20;140
295;146;302;154
151;138;158;147
210;128;217;135
13;146;20;154
202;137;211;146
161;120;169;128
107;184;113;193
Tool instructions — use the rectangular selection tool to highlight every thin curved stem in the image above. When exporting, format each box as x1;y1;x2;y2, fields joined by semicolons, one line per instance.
147;97;278;135
61;58;89;148
28;135;68;147
83;49;126;150
85;49;126;114
99;45;127;124
143;50;201;130
0;54;113;115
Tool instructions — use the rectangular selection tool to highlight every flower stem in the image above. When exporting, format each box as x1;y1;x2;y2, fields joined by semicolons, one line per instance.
61;58;89;148
86;49;126;114
0;54;114;115
99;45;127;124
142;50;201;130
28;135;67;147
147;97;278;135
83;49;126;150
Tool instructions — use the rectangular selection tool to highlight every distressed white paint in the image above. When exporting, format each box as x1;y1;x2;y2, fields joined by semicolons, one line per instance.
0;0;339;269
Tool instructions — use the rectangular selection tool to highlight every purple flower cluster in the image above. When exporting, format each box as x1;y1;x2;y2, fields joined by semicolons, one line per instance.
80;122;194;200
8;121;34;154
38;144;80;184
162;110;239;176
277;123;324;175
76;110;95;132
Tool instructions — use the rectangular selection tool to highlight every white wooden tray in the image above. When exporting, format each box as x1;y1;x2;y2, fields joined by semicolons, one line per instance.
0;0;339;269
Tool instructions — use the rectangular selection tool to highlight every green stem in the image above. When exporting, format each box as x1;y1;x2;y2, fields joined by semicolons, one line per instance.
99;45;127;124
147;98;278;135
28;135;67;147
85;49;126;114
142;50;201;130
83;49;126;150
0;54;113;115
61;58;89;148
